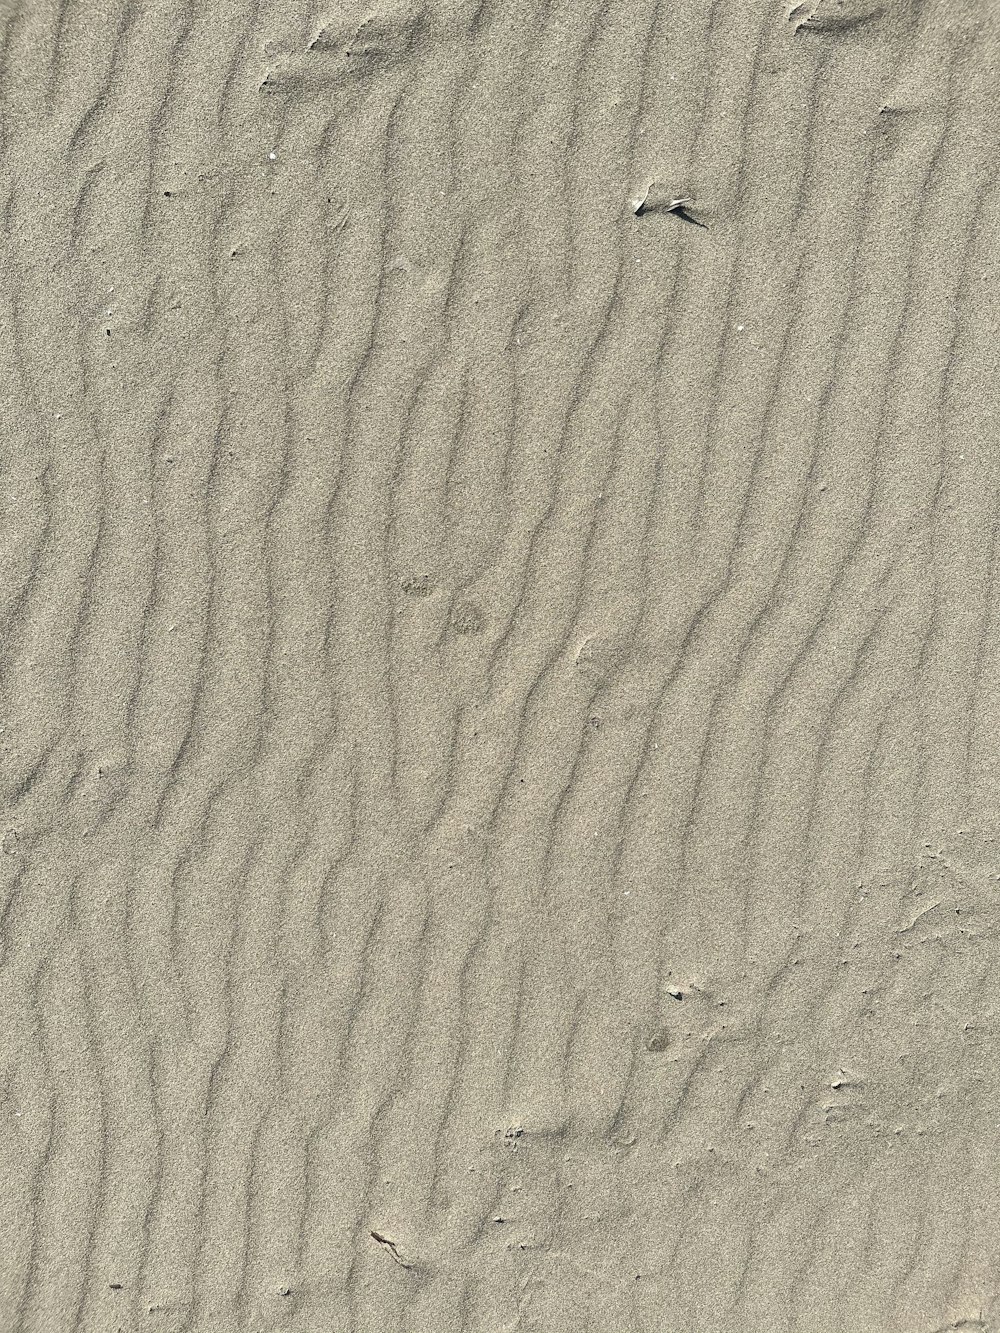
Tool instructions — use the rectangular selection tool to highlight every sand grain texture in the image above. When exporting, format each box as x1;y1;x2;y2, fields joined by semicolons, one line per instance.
1;0;999;1330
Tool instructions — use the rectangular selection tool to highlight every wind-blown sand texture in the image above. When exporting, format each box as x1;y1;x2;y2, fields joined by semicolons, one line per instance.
1;0;999;1329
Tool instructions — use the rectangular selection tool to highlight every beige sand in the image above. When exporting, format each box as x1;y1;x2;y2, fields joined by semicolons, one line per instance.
0;0;998;1329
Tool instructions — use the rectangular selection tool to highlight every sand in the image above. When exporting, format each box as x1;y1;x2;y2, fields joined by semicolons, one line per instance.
0;0;998;1329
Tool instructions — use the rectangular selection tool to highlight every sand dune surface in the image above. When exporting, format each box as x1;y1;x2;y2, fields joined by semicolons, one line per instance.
1;0;999;1330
